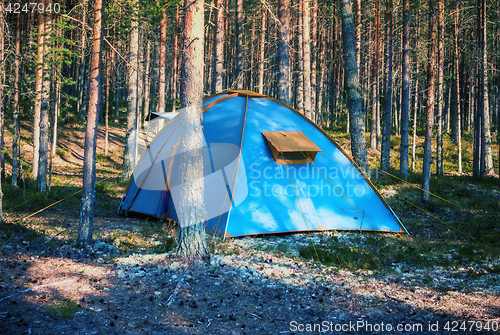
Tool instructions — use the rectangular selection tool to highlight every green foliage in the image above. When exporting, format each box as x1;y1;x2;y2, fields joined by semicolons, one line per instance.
56;148;71;159
45;300;79;319
153;236;177;254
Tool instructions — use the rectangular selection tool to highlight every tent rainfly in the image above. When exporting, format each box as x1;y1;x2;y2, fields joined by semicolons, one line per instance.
119;90;406;238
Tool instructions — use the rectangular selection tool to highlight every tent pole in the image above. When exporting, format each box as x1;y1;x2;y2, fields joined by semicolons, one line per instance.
389;206;410;235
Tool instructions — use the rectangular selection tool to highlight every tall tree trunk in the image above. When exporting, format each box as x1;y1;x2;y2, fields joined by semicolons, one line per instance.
52;70;61;157
258;7;266;94
137;29;144;129
105;49;111;156
38;13;52;192
123;0;139;179
235;0;244;89
172;9;180;111
311;0;318;122
411;5;421;172
400;0;410;179
78;0;87;121
143;40;151;118
370;0;380;149
177;0;209;259
0;0;4;179
33;13;45;180
380;0;393;172
355;0;361;77
480;0;493;174
213;0;225;93
12;14;21;188
474;0;482;177
297;4;304;114
78;0;104;248
436;0;444;176
318;24;326;126
341;0;367;169
249;14;255;91
158;10;167;114
277;0;290;104
422;0;436;202
113;32;120;122
302;0;312;120
454;0;462;173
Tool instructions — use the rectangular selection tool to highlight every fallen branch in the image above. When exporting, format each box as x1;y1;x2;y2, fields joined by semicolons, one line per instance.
0;279;75;303
383;292;405;303
166;273;189;306
45;228;70;244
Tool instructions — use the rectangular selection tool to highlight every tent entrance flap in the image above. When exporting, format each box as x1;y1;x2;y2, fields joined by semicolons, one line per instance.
262;131;321;164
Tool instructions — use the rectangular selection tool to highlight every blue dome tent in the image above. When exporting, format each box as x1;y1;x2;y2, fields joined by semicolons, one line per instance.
119;90;406;238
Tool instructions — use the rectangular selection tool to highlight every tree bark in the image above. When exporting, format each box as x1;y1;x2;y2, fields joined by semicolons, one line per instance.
436;0;444;176
12;14;21;188
33;13;45;180
302;0;312;120
355;0;361;78
297;4;304;114
105;48;110;156
400;0;410;180
380;0;393;172
123;0;139;179
258;7;266;94
172;9;180;112
422;0;436;202
277;0;290;104
480;0;493;175
113;31;120;122
235;0;244;89
78;0;87;121
158;10;167;114
213;0;225;93
370;0;380;149
318;24;326;126
453;0;462;173
38;13;52;192
311;0;318;122
0;0;4;179
78;0;104;248
341;0;367;169
143;40;151;118
411;6;421;172
177;0;209;259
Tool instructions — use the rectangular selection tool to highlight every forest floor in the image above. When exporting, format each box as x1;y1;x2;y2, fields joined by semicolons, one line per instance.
1;120;500;334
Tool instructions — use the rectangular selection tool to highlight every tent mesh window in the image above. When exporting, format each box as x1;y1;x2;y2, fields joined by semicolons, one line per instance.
261;131;322;164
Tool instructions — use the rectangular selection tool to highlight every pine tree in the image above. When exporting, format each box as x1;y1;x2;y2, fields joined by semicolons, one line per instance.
340;0;367;169
12;14;21;188
158;9;167;114
176;0;209;259
380;0;393;172
212;0;225;93
123;0;140;179
400;0;410;180
422;0;437;202
33;13;45;180
436;0;444;176
277;0;291;105
78;0;104;248
302;0;312;121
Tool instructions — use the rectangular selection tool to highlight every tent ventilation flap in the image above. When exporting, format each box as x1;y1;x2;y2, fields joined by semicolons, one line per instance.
261;131;321;164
